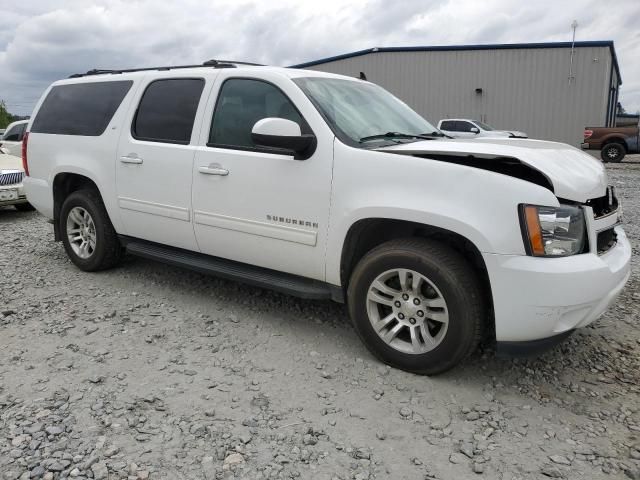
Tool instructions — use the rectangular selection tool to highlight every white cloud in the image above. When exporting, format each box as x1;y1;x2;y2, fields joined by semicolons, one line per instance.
0;0;638;115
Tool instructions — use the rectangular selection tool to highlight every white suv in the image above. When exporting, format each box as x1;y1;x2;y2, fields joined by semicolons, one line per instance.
438;118;527;139
23;61;630;374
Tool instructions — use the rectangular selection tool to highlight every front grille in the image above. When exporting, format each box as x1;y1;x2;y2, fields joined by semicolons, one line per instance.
597;228;617;255
587;186;618;219
0;171;24;186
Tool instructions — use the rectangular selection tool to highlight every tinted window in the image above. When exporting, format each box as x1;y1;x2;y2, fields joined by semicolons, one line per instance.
31;81;132;136
439;121;457;131
209;79;304;149
133;78;204;144
457;121;474;132
3;123;25;141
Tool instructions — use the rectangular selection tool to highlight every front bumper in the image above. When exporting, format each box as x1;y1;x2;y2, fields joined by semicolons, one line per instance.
484;226;631;343
0;183;28;207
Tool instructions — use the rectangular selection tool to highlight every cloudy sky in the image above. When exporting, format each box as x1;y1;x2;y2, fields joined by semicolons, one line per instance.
1;0;639;116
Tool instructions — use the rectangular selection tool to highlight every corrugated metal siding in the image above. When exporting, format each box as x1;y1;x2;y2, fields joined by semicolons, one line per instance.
301;47;612;146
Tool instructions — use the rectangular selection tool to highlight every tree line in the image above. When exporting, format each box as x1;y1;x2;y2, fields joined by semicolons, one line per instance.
0;100;28;129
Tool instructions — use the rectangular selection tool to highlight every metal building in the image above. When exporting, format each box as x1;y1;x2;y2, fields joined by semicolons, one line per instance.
292;41;622;146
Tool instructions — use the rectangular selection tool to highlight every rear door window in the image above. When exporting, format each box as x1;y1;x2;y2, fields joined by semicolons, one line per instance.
439;121;457;131
31;81;133;136
132;78;205;144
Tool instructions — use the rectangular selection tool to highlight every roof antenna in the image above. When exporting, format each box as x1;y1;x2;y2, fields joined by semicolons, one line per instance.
359;71;367;81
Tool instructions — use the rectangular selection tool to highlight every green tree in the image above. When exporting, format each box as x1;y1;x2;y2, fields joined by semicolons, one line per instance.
0;100;15;129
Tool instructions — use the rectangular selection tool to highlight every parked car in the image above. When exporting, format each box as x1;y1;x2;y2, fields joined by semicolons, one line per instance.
0;119;29;156
0;150;33;211
582;125;639;162
23;62;629;374
0;129;5;136
438;119;527;139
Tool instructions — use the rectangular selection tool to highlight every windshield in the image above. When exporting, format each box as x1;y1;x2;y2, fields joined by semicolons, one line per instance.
293;77;438;146
474;120;494;131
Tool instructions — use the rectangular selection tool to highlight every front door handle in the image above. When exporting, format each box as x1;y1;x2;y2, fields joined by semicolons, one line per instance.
198;164;229;176
120;155;143;164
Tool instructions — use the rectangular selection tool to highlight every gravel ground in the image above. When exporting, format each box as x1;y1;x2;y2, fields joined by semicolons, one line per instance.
1;158;639;480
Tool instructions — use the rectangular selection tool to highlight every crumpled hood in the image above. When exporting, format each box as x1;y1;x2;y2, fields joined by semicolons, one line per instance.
0;153;22;173
376;138;606;203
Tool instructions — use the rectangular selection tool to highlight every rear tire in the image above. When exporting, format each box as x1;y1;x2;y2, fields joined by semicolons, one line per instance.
14;202;35;212
347;238;484;375
59;189;122;271
601;143;626;163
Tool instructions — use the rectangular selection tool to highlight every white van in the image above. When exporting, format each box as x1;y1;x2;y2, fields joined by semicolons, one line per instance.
22;61;630;374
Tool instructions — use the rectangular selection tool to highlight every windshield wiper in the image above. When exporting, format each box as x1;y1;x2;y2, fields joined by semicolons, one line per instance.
424;131;446;137
359;131;440;143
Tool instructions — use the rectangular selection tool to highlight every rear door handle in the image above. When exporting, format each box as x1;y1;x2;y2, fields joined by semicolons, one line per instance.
198;164;229;176
120;155;143;164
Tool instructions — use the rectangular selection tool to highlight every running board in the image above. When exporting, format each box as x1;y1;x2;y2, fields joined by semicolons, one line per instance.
121;237;337;300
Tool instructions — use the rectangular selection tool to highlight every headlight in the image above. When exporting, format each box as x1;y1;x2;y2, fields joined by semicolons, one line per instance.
520;204;587;256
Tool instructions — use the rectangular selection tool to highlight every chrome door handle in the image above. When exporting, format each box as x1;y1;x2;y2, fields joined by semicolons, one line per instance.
120;156;143;164
198;164;229;176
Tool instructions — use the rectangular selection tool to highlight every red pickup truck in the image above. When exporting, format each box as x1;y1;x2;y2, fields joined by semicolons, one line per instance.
582;125;640;162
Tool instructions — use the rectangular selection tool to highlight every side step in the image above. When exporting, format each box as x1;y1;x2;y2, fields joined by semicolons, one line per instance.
121;237;336;300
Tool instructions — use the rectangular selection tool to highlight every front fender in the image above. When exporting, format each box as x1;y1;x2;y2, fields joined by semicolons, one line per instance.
325;141;558;285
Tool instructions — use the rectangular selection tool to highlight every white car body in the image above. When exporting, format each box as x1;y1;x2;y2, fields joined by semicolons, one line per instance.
0;119;28;156
23;65;629;356
0;151;28;207
438;118;527;139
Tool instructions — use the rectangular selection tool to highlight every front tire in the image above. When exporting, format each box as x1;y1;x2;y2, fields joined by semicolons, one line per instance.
347;238;484;375
59;189;122;271
601;143;626;163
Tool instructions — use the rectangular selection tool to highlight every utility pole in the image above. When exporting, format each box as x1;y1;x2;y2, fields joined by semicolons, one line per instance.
568;20;578;85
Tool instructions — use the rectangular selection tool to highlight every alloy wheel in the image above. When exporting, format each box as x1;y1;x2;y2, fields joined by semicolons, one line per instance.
66;206;97;259
366;268;449;355
607;147;619;159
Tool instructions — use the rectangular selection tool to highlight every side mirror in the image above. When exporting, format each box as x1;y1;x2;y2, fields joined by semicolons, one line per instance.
470;127;480;134
251;118;316;160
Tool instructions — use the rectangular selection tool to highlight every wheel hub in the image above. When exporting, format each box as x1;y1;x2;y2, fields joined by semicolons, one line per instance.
393;294;424;325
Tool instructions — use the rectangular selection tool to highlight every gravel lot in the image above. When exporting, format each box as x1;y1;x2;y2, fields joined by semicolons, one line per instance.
1;158;639;480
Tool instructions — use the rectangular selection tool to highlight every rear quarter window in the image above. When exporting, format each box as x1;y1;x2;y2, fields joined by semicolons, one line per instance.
31;81;133;136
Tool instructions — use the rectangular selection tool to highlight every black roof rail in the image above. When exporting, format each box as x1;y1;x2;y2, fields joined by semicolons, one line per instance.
203;59;264;67
68;59;263;78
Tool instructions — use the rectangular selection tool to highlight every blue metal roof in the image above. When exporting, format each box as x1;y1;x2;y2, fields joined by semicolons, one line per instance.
290;41;622;85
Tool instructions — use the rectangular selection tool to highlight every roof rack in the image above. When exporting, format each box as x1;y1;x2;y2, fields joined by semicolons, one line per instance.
203;59;264;67
69;59;264;78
